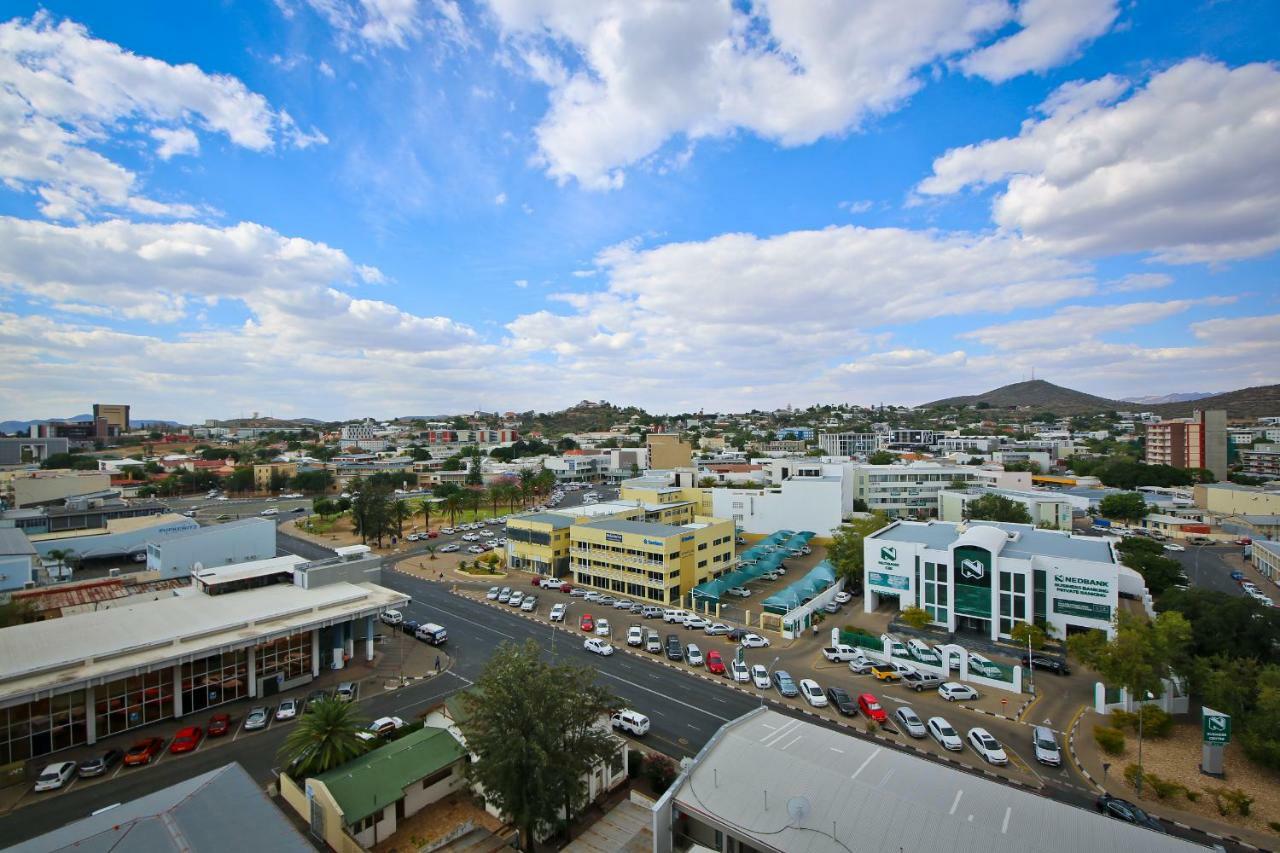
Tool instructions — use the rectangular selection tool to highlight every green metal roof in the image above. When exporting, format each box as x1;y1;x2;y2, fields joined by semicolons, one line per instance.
314;725;466;824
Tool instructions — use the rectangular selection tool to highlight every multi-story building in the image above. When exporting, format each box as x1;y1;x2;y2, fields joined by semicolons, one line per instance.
1239;445;1280;478
865;520;1134;641
937;487;1074;530
853;463;1031;518
0;528;38;592
9;471;111;508
1145;409;1227;480
647;434;693;469
28;419;109;445
92;403;130;436
253;461;298;491
570;516;735;605
934;435;999;453
882;429;937;448
776;427;814;440
0;437;69;466
817;432;877;457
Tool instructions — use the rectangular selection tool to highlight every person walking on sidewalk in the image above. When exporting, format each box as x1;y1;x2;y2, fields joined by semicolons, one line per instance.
435;655;440;673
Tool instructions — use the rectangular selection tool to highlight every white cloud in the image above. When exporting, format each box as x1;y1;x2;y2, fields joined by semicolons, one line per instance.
488;0;1019;189
0;14;326;220
958;0;1119;83
293;0;473;51
513;278;528;288
318;60;336;77
959;298;1233;350
1112;273;1172;293
494;191;507;205
151;127;200;160
571;269;596;278
838;200;874;214
918;59;1280;263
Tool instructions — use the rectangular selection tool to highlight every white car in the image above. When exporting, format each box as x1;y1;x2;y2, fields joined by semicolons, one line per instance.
260;508;279;516
584;637;615;656
275;698;299;720
627;626;645;646
894;706;926;738
441;527;456;534
967;728;1008;765
740;633;770;648
684;616;710;630
570;587;591;598
927;716;963;751
508;591;524;607
750;664;771;689
938;682;979;702
799;679;827;707
486;586;500;600
440;543;460;553
1032;726;1062;766
686;644;704;666
833;591;852;604
380;609;403;625
549;603;567;622
731;660;751;682
521;595;538;612
1163;543;1186;552
467;545;484;554
727;586;751;597
34;761;77;792
595;618;611;637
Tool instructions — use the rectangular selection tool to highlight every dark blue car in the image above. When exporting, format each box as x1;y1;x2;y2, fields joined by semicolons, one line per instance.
772;670;799;697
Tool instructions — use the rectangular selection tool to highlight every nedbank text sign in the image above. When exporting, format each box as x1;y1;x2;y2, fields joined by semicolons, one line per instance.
953;545;992;619
869;544;910;593
868;571;910;592
1051;572;1112;621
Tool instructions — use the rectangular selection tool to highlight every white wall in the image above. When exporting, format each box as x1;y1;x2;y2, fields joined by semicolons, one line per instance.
711;478;843;536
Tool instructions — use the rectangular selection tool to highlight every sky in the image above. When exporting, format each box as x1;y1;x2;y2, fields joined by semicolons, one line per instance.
0;0;1277;421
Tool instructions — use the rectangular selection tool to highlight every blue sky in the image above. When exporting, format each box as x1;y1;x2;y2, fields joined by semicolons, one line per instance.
0;0;1277;420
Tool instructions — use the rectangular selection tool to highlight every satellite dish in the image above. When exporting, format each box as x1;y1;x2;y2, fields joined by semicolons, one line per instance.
786;796;811;826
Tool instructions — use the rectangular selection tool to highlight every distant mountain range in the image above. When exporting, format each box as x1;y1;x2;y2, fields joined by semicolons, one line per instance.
923;380;1280;418
1120;392;1221;405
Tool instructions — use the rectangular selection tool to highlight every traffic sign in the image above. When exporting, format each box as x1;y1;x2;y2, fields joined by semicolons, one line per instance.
1202;707;1231;745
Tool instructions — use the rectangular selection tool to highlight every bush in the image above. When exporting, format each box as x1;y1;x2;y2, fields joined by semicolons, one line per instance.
1268;820;1280;834
1110;706;1172;738
899;606;932;630
1206;787;1253;817
644;754;678;793
1124;768;1184;800
1186;790;1200;803
1094;726;1126;756
627;749;644;780
843;625;878;640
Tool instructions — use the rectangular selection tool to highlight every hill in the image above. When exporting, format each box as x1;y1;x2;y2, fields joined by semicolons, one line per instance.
522;401;652;437
922;380;1121;414
0;413;93;433
1122;392;1220;405
1146;385;1280;419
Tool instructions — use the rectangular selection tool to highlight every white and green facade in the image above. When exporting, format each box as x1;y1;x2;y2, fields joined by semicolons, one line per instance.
864;520;1121;642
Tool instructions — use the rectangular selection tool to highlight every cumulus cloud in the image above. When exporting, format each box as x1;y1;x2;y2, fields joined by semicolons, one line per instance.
288;0;473;51
958;0;1119;83
959;298;1234;350
0;14;326;220
918;59;1280;263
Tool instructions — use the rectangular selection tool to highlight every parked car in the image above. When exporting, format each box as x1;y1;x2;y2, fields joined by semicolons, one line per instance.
686;643;705;666
275;698;299;720
570;586;591;597
486;586;500;600
751;664;771;689
967;653;1001;678
799;679;827;707
123;737;167;766
77;749;123;778
645;632;663;653
772;670;799;697
521;595;538;612
335;682;357;702
938;682;979;702
207;712;232;737
848;656;875;675
613;598;634;610
439;543;460;553
740;633;770;648
901;670;943;692
627;625;645;647
1020;654;1071;676
1032;725;1061;766
833;591;852;604
967;728;1008;764
169;726;203;754
380;609;404;625
703;622;733;636
894;706;926;737
666;635;683;661
583;637;615;656
306;688;329;706
497;587;513;603
611;709;650;736
34;761;78;791
1230;570;1245;581
550;603;567;622
726;586;751;597
857;693;887;723
360;716;406;740
580;614;595;632
731;659;751;682
1162;542;1185;552
822;601;842;614
927;717;963;751
641;605;664;619
826;686;856;716
244;707;271;730
684;615;710;631
870;664;901;682
706;650;727;675
595;618;611;637
402;619;420;636
1095;795;1166;833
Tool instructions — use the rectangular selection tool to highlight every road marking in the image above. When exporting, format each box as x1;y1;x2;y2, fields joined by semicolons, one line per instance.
592;668;734;723
829;747;844;754
759;718;803;747
1001;806;1011;834
413;601;516;640
850;747;881;780
949;789;963;815
778;734;803;751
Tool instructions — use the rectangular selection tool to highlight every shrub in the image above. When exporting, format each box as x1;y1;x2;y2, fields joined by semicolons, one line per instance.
1110;706;1172;738
644;754;678;793
1268;820;1280;834
1186;790;1200;802
1207;786;1254;817
1094;726;1126;756
843;625;877;639
627;749;644;780
899;606;932;630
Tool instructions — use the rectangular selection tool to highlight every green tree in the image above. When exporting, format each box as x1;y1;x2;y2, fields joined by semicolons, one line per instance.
45;548;78;579
465;457;483;487
442;455;464;472
442;492;463;527
416;496;435;532
1099;492;1148;523
1157;588;1280;664
0;597;36;628
964;494;1033;524
460;640;619;849
391;499;411;538
1068;611;1193;699
277;697;368;778
946;476;969;491
226;467;255;493
291;469;333;493
826;512;890;587
556;436;579;451
899;606;932;629
868;450;894;465
1010;621;1048;651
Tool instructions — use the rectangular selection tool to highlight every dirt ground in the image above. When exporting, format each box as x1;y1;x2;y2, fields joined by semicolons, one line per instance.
1103;720;1280;836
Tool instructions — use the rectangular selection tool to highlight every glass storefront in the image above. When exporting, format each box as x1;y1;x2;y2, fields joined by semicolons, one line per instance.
181;649;248;714
96;670;173;740
256;632;312;685
0;689;87;765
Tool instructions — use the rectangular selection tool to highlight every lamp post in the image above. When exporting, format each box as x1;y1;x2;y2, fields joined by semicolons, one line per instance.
762;655;780;706
1135;690;1155;797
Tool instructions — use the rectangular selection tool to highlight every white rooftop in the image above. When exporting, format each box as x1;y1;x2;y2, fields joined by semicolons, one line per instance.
674;709;1197;853
193;554;306;586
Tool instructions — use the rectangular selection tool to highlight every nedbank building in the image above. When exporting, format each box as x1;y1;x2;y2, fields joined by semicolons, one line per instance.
864;520;1125;642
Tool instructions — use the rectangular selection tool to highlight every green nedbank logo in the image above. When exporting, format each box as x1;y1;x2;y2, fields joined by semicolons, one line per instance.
880;546;897;562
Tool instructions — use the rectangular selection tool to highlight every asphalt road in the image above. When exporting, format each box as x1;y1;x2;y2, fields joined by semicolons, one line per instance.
1168;543;1247;596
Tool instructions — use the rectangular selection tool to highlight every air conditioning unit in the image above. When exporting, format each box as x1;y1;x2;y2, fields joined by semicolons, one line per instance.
108;568;120;577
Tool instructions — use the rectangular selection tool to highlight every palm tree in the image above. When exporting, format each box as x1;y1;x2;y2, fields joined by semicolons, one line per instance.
45;548;76;580
392;499;410;538
418;497;433;533
277;698;367;778
518;469;536;508
465;488;483;522
487;485;503;519
443;493;463;527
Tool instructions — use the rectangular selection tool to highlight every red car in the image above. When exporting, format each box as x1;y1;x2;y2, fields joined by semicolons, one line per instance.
207;713;231;738
705;650;726;675
580;613;594;632
123;737;166;766
532;576;544;586
426;530;439;539
169;726;203;754
857;693;887;724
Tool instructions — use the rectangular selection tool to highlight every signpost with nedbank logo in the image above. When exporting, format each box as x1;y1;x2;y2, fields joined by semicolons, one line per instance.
1201;706;1230;777
867;545;910;596
952;545;993;620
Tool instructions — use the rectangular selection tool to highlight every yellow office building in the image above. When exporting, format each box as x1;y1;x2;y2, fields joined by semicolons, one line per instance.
620;472;712;515
571;516;735;605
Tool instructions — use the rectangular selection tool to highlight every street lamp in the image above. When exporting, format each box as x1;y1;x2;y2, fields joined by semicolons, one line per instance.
1135;690;1155;797
762;655;781;706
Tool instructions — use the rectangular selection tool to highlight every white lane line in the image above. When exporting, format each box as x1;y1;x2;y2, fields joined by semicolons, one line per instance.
413;601;516;639
591;669;733;722
850;748;881;780
949;790;963;815
778;734;803;751
759;718;803;747
879;768;896;786
829;747;844;754
1001;806;1011;834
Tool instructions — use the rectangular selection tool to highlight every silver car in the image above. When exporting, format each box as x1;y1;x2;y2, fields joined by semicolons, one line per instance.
1032;725;1061;766
895;706;926;738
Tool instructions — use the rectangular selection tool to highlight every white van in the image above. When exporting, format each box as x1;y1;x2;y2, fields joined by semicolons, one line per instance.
907;638;941;665
380;609;404;626
881;634;908;658
415;623;448;645
968;652;1000;678
611;710;650;736
663;609;688;623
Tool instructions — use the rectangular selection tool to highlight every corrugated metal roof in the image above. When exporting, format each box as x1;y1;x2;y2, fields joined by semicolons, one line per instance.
674;709;1200;853
0;527;35;556
315;725;466;823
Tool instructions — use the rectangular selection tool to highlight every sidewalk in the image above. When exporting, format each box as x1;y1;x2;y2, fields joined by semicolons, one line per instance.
1070;708;1278;851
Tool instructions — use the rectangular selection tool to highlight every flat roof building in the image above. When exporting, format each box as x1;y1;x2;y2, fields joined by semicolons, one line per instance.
145;516;277;580
92;403;131;435
0;553;406;766
0;436;68;466
653;707;1198;853
0;527;37;592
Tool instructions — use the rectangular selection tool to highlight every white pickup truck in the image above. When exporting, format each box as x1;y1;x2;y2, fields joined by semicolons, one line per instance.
822;644;864;663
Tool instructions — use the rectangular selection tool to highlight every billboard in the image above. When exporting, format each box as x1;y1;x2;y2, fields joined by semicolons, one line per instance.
952;545;992;618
